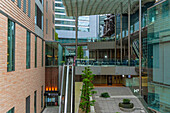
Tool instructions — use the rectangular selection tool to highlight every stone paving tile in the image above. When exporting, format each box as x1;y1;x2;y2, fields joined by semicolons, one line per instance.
93;87;147;113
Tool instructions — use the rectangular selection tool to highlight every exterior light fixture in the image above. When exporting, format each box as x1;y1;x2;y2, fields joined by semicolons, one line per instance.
122;75;125;77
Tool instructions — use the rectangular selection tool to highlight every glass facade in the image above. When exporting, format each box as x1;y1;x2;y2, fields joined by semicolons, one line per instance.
45;42;58;66
26;31;31;69
55;1;90;32
7;19;15;72
147;0;170;112
42;40;44;67
41;86;43;108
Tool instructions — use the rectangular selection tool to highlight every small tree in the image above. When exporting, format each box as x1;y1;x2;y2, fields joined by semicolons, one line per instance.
80;67;96;113
78;46;84;59
55;31;59;41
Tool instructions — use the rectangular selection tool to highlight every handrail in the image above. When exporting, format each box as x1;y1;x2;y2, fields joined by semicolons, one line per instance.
64;64;70;113
70;65;74;113
59;65;65;113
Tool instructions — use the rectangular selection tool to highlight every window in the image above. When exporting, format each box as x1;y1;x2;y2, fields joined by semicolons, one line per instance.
11;0;15;2
7;107;15;113
53;14;54;24
28;0;31;17
42;40;44;67
46;19;48;34
23;0;26;13
26;31;31;69
17;0;21;8
34;91;37;113
26;96;30;113
53;2;54;11
46;1;48;13
7;19;15;72
52;28;54;40
35;4;43;29
35;36;37;68
41;86;43;108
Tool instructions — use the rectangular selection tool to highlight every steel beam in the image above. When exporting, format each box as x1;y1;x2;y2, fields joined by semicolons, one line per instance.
115;10;117;63
139;0;142;96
120;2;123;63
128;0;131;66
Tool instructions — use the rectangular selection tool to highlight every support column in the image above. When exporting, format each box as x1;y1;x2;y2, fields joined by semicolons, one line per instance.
128;0;131;66
139;0;142;96
110;49;112;60
115;10;117;63
120;3;123;63
124;44;125;58
97;50;99;60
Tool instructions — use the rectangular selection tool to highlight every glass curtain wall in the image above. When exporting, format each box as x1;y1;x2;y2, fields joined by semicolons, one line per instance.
147;0;170;112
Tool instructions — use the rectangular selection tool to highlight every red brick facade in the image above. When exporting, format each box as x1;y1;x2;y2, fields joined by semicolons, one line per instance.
0;0;55;112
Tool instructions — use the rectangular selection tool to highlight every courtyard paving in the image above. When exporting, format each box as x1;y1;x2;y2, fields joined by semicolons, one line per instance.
92;87;147;113
42;107;58;113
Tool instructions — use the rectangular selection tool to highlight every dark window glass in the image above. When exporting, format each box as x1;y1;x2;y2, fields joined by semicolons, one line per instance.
28;0;31;17
41;86;43;108
46;1;48;13
11;0;15;2
7;107;15;113
7;19;15;72
17;0;21;8
46;19;48;34
55;3;64;7
35;36;37;68
34;91;37;113
35;4;42;29
52;28;54;40
53;2;54;11
42;40;44;67
26;96;30;113
26;31;31;69
23;0;26;13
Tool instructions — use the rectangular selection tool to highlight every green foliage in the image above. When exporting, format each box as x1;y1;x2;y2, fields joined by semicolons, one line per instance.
79;67;97;113
55;32;59;41
60;61;65;65
123;99;130;104
77;46;84;59
119;99;134;109
100;92;110;98
119;103;134;109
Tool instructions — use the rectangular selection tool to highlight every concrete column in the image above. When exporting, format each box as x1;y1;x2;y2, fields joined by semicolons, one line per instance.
139;0;142;96
124;44;125;59
120;2;123;63
115;10;117;63
97;50;99;60
128;0;131;66
110;49;112;60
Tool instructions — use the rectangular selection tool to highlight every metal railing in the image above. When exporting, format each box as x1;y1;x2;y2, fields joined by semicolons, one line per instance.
59;64;74;113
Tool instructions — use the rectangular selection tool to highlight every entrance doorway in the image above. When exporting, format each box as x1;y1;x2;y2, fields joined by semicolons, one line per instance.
107;75;112;86
107;75;123;86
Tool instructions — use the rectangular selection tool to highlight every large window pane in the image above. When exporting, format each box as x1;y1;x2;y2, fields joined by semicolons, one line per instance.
41;86;43;108
23;0;26;13
28;0;31;17
7;19;15;72
42;40;44;67
26;31;31;69
35;36;37;68
26;96;30;113
34;91;37;113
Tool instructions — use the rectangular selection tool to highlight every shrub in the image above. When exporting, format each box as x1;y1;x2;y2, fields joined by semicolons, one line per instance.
119;103;134;109
100;92;110;98
123;99;130;104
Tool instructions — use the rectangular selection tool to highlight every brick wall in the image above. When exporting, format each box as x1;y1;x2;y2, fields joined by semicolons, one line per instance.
0;14;45;113
44;0;55;41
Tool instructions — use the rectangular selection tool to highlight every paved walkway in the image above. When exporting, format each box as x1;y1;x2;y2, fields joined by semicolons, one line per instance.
92;87;147;113
43;107;58;113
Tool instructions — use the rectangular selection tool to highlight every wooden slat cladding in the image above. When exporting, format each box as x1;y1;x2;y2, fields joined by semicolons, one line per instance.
0;0;35;32
45;67;58;92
